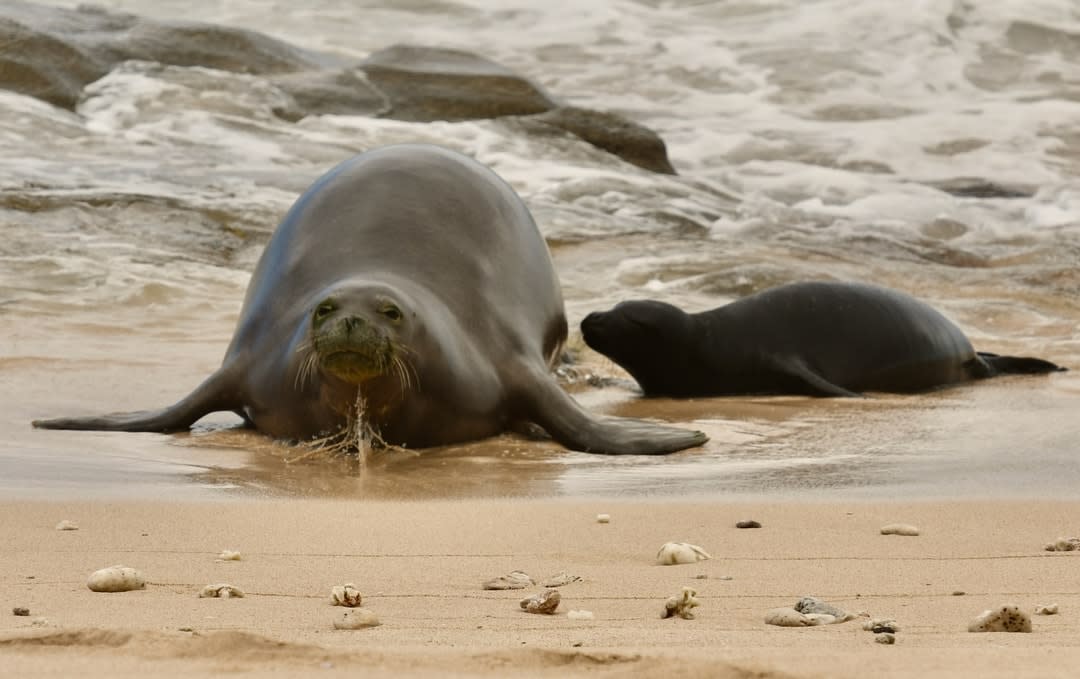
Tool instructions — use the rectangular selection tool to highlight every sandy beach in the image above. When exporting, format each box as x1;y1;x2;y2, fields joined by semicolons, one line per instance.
4;498;1079;678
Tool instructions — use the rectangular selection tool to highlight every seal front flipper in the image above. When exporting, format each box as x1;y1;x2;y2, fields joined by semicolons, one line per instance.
769;356;862;397
32;368;241;433
510;365;708;455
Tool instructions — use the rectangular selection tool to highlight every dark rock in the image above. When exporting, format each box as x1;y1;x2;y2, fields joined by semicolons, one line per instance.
359;44;557;122
12;607;30;616
735;520;762;529
524;106;677;174
927;178;1035;199
271;69;389;119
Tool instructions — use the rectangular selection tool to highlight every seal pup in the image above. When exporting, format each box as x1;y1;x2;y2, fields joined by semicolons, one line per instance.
34;144;706;455
580;281;1065;397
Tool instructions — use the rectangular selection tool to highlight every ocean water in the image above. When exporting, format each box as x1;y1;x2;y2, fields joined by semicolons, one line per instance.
1;0;1078;500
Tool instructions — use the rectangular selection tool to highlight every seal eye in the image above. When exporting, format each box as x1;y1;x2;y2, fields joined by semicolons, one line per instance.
313;301;336;323
379;304;403;322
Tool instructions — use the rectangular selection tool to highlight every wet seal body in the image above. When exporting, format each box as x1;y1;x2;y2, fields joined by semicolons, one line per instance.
34;144;706;455
581;281;1065;397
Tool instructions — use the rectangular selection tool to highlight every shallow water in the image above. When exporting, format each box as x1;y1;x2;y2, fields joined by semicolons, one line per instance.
1;0;1078;500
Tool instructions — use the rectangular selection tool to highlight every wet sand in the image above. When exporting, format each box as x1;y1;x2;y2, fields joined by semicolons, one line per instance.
3;498;1080;678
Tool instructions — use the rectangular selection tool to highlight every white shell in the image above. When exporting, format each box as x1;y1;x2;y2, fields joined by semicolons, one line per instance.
86;566;146;593
330;583;363;607
596;514;610;523
880;524;920;536
55;520;79;531
567;609;595;620
1035;603;1059;615
199;583;245;598
333;608;380;629
862;618;900;632
656;542;711;565
968;604;1032;633
764;607;822;627
217;550;242;561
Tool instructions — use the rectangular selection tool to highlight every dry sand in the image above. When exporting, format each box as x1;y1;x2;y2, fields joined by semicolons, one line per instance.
3;498;1079;678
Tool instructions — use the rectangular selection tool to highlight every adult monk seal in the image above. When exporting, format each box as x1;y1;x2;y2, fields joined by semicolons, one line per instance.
580;281;1065;397
34;144;706;455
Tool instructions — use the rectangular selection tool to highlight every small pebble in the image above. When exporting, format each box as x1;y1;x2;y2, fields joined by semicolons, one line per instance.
483;570;534;590
178;627;194;632
968;604;1031;633
952;591;965;596
875;632;896;645
880;523;920;536
735;520;761;529
596;514;610;524
198;584;244;599
1044;537;1080;552
567;609;594;620
333;608;380;629
656;542;711;565
519;589;560;615
217;550;242;561
1035;604;1059;615
87;565;146;593
12;607;30;616
662;587;700;620
541;572;582;587
330;583;363;607
571;641;583;647
55;520;79;531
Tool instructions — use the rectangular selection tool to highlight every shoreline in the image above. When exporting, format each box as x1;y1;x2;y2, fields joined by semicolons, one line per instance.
4;497;1079;678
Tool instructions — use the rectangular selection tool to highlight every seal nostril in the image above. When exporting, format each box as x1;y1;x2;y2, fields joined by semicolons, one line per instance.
343;316;362;332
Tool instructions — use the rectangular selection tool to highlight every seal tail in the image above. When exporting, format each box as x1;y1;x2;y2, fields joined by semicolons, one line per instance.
32;368;241;433
971;352;1067;378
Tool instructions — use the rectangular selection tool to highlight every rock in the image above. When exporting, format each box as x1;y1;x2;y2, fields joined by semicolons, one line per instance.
270;68;388;119
1035;604;1059;615
656;542;711;565
330;583;363;607
968;604;1032;633
541;572;582;588
86;565;146;593
54;520;79;531
12;607;30;616
735;520;762;529
662;587;700;620
880;523;920;536
359;44;556;122
862;618;900;633
519;589;560;615
198;583;244;599
1044;536;1080;552
522;106;677;174
333;608;380;629
482;570;534;590
875;632;896;645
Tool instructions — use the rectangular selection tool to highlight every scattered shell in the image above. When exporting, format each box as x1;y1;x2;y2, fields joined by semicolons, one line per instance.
794;596;857;622
330;583;363;607
596;514;610;523
482;570;535;590
662;587;700;620
656;542;711;565
1044;537;1080;552
519;589;560;615
735;520;761;529
333;608;380;629
764;607;820;627
567;610;595;620
55;520;79;531
968;604;1032;633
880;524;920;536
717;575;734;581
541;572;582;588
1035;604;1059;615
87;565;146;593
862;618;900;633
198;584;245;599
875;632;896;645
12;607;29;616
217;550;242;561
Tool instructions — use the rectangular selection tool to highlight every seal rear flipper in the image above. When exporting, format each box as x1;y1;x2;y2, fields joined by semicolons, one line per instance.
510;366;708;455
771;356;862;397
32;368;241;433
972;352;1067;377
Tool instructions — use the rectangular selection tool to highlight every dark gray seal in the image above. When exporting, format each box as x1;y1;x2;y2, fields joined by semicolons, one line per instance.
580;281;1065;397
34;144;706;455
